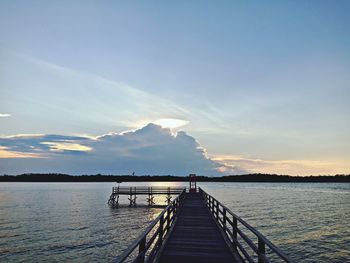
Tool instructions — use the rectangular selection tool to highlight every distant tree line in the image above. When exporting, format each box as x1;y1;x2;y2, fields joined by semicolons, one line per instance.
0;173;349;182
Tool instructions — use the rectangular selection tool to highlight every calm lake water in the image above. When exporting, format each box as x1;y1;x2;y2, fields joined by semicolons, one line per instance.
0;182;349;262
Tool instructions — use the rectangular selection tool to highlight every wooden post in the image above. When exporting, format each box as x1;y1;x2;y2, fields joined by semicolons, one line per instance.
211;197;214;213
166;187;172;205
134;187;137;206
129;187;132;206
138;236;146;263
159;214;164;244
167;209;171;231
116;194;119;208
223;207;227;232
189;174;197;193
174;199;177;215
128;187;137;206
258;237;266;263
215;201;219;220
232;216;238;252
147;187;154;206
116;185;120;207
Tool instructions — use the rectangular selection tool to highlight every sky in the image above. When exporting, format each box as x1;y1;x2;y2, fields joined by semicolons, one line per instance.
0;1;349;176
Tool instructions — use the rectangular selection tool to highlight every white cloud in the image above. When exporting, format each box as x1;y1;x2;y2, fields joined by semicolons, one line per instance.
0;113;11;117
0;124;235;176
40;142;92;152
153;118;189;129
2;123;346;176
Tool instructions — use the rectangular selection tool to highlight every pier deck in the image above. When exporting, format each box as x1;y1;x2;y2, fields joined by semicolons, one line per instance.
114;187;291;263
158;193;236;263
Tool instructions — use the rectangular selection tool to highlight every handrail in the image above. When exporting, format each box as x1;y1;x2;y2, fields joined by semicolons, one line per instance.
198;187;292;263
114;189;186;263
112;186;185;194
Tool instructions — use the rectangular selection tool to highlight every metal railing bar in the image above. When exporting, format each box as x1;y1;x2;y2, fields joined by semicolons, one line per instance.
147;237;162;262
236;228;259;254
146;229;160;251
236;241;255;263
115;190;185;263
226;227;234;239
198;187;292;263
226;216;233;226
227;207;290;261
259;254;271;263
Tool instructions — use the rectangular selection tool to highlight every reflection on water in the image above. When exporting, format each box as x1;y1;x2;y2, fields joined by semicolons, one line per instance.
0;182;349;262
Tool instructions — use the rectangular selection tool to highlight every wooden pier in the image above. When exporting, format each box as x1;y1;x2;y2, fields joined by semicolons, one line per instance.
113;185;292;263
108;186;185;207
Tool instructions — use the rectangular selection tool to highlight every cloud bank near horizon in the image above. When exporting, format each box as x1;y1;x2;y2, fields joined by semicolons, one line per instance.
1;124;348;176
0;124;246;176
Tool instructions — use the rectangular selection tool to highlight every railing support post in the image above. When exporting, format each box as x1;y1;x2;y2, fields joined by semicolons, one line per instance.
223;208;227;232
159;214;164;244
167;209;171;232
258;237;266;263
232;216;238;251
138;236;146;263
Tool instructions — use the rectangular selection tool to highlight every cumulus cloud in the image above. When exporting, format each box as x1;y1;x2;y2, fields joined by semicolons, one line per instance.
2;125;345;176
0;124;240;175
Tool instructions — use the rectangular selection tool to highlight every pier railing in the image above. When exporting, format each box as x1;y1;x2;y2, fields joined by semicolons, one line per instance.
109;186;186;206
112;186;185;195
199;188;292;263
114;189;186;263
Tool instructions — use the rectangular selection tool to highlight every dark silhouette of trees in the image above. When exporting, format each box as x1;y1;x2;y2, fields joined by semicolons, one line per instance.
0;173;349;182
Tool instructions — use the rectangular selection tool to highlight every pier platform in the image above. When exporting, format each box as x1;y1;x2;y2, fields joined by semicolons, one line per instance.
108;186;185;207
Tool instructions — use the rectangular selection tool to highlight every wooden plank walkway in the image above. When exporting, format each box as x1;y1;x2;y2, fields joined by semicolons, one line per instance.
114;186;291;263
158;193;237;263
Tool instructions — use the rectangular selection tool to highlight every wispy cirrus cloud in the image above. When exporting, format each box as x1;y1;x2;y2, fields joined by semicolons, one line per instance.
211;155;350;176
0;134;90;154
0;146;42;158
0;48;191;136
0;48;237;138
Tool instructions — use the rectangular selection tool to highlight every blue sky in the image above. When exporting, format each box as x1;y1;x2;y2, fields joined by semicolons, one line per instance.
0;1;349;175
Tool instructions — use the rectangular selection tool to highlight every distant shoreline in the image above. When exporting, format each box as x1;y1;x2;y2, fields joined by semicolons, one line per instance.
0;173;349;182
